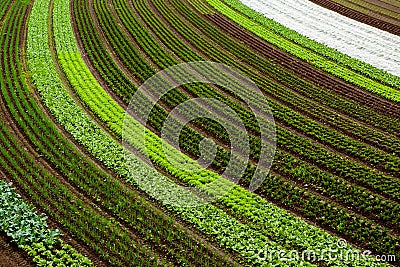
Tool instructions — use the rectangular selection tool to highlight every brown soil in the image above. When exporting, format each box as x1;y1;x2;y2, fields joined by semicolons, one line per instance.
118;0;400;262
62;1;245;266
340;0;400;25
0;2;13;23
0;233;33;267
63;0;399;264
363;0;400;13
204;13;400;118
152;0;400;166
308;0;400;35
126;0;400;231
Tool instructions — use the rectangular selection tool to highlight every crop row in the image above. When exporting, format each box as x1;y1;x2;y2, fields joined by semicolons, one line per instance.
135;0;400;198
116;1;400;238
176;0;400;137
243;0;400;78
160;0;400;196
4;0;394;265
2;1;172;266
113;0;400;214
219;0;400;89
185;0;216;14
207;0;400;101
103;0;397;163
55;45;296;267
382;0;400;8
123;0;400;186
151;0;400;256
59;46;391;265
86;0;400;260
56;45;356;266
36;0;250;266
40;0;322;266
0;180;93;267
23;0;240;265
73;0;400;260
61;0;366;265
139;0;400;226
126;0;400;163
0;0;11;22
331;0;400;19
67;0;394;265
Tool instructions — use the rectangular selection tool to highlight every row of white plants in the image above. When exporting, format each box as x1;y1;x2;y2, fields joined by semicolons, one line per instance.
240;0;400;77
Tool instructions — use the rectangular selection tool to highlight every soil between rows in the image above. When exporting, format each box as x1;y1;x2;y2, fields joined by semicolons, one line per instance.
363;0;400;13
131;0;400;260
308;0;400;35
79;0;400;258
65;1;245;265
0;3;107;266
0;233;33;267
26;0;398;266
204;12;400;119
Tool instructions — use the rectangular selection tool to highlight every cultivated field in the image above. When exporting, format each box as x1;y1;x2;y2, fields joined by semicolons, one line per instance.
0;0;399;266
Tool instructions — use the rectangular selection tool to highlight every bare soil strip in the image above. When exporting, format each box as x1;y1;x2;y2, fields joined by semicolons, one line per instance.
0;4;107;265
363;0;400;13
337;0;400;25
67;1;245;265
204;12;400;118
308;0;400;35
0;233;33;267
2;2;166;266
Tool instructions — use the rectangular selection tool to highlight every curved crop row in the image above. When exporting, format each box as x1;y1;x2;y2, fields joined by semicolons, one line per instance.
113;1;400;246
31;0;321;266
110;0;400;209
0;0;230;266
133;0;396;172
307;0;400;36
1;0;396;265
329;0;400;19
0;180;93;267
135;0;400;200
206;0;400;102
8;0;396;264
0;2;118;265
156;0;400;186
137;0;400;162
62;0;394;265
160;1;396;256
30;0;248;266
218;0;400;89
141;0;400;258
0;0;11;21
0;2;172;265
84;0;400;262
236;0;400;77
68;0;400;262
